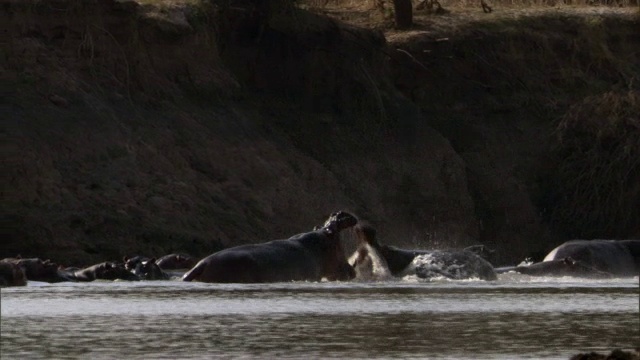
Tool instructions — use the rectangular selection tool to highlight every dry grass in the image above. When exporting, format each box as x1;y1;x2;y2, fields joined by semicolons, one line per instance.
134;0;205;5
298;0;638;36
549;89;640;237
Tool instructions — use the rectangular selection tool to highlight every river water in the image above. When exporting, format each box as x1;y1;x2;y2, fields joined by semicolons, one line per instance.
1;275;638;359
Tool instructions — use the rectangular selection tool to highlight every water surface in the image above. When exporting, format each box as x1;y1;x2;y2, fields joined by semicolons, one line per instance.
1;275;638;359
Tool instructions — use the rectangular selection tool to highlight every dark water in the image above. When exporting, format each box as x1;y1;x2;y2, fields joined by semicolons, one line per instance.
1;275;638;359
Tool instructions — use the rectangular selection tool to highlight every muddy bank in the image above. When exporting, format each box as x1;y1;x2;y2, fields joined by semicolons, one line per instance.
1;0;638;266
384;7;640;261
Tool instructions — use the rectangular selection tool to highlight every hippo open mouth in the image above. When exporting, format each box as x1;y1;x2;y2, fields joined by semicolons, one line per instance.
322;211;358;233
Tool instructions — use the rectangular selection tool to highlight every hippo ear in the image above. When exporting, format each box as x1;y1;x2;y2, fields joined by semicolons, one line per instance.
123;256;130;262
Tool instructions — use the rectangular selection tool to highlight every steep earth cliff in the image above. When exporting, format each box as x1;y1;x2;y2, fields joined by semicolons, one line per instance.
2;0;638;266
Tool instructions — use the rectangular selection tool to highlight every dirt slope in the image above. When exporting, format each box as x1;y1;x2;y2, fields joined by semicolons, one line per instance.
1;0;638;266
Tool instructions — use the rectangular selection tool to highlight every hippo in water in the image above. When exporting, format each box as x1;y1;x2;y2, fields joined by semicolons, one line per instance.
495;257;614;278
182;211;358;283
496;239;639;278
133;258;170;280
351;224;497;281
155;254;198;270
1;256;73;283
123;255;150;272
0;260;28;287
68;262;140;282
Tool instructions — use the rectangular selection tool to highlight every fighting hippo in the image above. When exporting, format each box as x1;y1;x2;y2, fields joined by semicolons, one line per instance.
497;239;639;278
133;258;170;280
69;262;140;282
0;260;27;287
351;224;497;281
1;256;73;283
155;254;198;270
182;211;358;283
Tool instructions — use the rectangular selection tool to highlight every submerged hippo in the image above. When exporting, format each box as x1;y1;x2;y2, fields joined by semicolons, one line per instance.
69;262;140;282
183;211;358;283
0;260;27;287
351;224;497;281
134;258;170;280
495;257;614;278
155;254;198;270
497;239;639;278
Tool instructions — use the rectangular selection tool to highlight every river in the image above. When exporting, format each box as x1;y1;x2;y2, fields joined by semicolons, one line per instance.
1;275;638;359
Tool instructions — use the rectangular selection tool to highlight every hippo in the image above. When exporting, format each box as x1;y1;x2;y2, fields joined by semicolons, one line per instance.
123;255;150;272
0;260;27;287
351;224;497;281
69;262;140;282
134;258;170;280
570;348;640;360
182;211;358;283
497;239;640;278
1;256;73;283
155;254;198;270
495;257;615;278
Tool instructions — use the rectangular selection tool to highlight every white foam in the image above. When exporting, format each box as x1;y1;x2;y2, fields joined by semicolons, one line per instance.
351;244;394;282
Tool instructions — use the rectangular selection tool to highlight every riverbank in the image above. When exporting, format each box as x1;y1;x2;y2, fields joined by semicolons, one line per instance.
2;0;638;266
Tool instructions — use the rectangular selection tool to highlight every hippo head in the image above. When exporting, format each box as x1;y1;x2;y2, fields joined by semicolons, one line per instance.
315;211;357;281
355;224;379;247
123;256;149;271
134;258;168;280
321;211;358;235
95;262;140;281
353;224;412;276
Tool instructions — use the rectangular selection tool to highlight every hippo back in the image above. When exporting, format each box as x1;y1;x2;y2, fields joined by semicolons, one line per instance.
183;230;353;283
155;254;198;270
73;262;140;282
2;257;69;283
512;258;614;278
543;240;639;277
378;246;430;275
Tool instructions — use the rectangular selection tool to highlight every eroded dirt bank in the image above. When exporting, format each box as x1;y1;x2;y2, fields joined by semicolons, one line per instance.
1;0;638;266
382;6;640;261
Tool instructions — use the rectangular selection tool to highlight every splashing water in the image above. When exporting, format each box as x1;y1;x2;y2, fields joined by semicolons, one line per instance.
518;257;535;267
405;252;484;281
351;244;394;281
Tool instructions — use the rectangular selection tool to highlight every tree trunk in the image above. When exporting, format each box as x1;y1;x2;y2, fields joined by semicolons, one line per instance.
392;0;413;29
